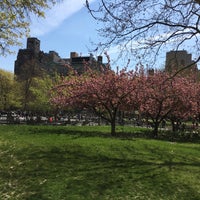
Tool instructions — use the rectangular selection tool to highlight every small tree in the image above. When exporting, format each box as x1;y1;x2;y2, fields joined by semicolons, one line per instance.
0;69;21;110
167;77;196;131
190;81;200;123
51;68;138;136
16;59;46;110
27;76;53;114
138;71;193;136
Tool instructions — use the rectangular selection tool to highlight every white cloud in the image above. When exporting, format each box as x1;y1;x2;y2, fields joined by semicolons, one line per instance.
30;0;96;36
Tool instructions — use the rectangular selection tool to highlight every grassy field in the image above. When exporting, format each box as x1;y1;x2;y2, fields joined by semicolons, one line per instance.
0;125;199;200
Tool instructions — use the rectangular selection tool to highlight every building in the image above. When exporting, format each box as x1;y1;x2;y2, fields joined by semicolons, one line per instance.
165;50;198;76
14;37;105;79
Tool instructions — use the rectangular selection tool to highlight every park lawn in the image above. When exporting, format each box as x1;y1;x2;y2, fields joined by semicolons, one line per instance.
0;125;199;200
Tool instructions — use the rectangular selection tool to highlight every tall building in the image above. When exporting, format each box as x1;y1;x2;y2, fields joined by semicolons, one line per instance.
14;37;105;79
27;37;40;54
165;50;198;76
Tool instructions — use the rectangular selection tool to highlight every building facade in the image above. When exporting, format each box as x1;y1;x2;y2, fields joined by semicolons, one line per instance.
165;50;198;76
14;37;104;79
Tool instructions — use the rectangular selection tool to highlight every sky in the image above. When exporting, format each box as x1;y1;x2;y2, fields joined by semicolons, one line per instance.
0;0;103;72
1;0;198;73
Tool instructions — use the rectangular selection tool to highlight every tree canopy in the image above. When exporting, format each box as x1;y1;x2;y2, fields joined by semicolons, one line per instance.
0;0;57;55
51;68;139;135
0;69;21;110
50;65;200;136
139;71;195;135
86;0;200;66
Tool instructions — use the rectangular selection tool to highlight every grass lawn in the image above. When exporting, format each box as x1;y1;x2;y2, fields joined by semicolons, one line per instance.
0;125;199;200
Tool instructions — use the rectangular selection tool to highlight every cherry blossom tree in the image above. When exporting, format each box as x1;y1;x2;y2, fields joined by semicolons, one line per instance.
51;61;198;137
51;68;139;136
138;71;194;136
190;81;200;123
167;76;196;131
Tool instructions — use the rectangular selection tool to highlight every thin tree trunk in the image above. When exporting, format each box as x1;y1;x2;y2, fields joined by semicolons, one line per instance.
111;120;116;136
152;122;159;137
171;120;176;132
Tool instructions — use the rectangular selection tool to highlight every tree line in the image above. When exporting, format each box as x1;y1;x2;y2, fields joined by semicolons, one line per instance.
0;68;56;115
1;61;200;136
51;65;200;136
1;0;200;137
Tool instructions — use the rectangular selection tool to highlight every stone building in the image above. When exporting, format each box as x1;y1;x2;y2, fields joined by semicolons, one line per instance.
14;37;105;79
165;50;198;76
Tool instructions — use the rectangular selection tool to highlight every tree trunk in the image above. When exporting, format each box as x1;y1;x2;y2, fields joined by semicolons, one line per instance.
152;122;159;138
111;120;116;136
170;119;181;132
171;120;176;132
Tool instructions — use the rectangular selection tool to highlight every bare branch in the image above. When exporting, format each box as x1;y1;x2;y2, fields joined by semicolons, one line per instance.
86;0;200;67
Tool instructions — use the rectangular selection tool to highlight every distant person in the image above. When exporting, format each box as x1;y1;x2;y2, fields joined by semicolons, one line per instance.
49;117;53;123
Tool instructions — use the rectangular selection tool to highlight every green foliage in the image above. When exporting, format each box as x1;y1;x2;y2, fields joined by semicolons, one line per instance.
17;69;54;112
28;76;53;112
0;69;21;110
0;125;199;199
0;0;56;55
0;68;55;112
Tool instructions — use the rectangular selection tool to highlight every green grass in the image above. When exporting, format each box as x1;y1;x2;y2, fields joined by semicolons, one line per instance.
0;125;199;200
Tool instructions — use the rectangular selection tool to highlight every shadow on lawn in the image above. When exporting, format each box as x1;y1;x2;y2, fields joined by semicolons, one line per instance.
0;144;200;200
25;126;112;138
23;125;200;143
4;125;200;143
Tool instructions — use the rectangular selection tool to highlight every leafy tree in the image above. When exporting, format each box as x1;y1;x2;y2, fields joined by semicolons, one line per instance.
51;69;139;136
0;69;21;110
16;59;45;110
27;76;53;114
86;0;200;66
0;0;57;55
18;72;53;113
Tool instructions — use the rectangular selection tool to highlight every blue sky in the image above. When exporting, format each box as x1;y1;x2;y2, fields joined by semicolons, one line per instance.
0;0;103;72
1;0;198;72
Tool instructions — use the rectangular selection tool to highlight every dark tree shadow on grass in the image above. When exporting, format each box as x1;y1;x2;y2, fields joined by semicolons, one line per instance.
0;143;200;200
18;125;200;143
